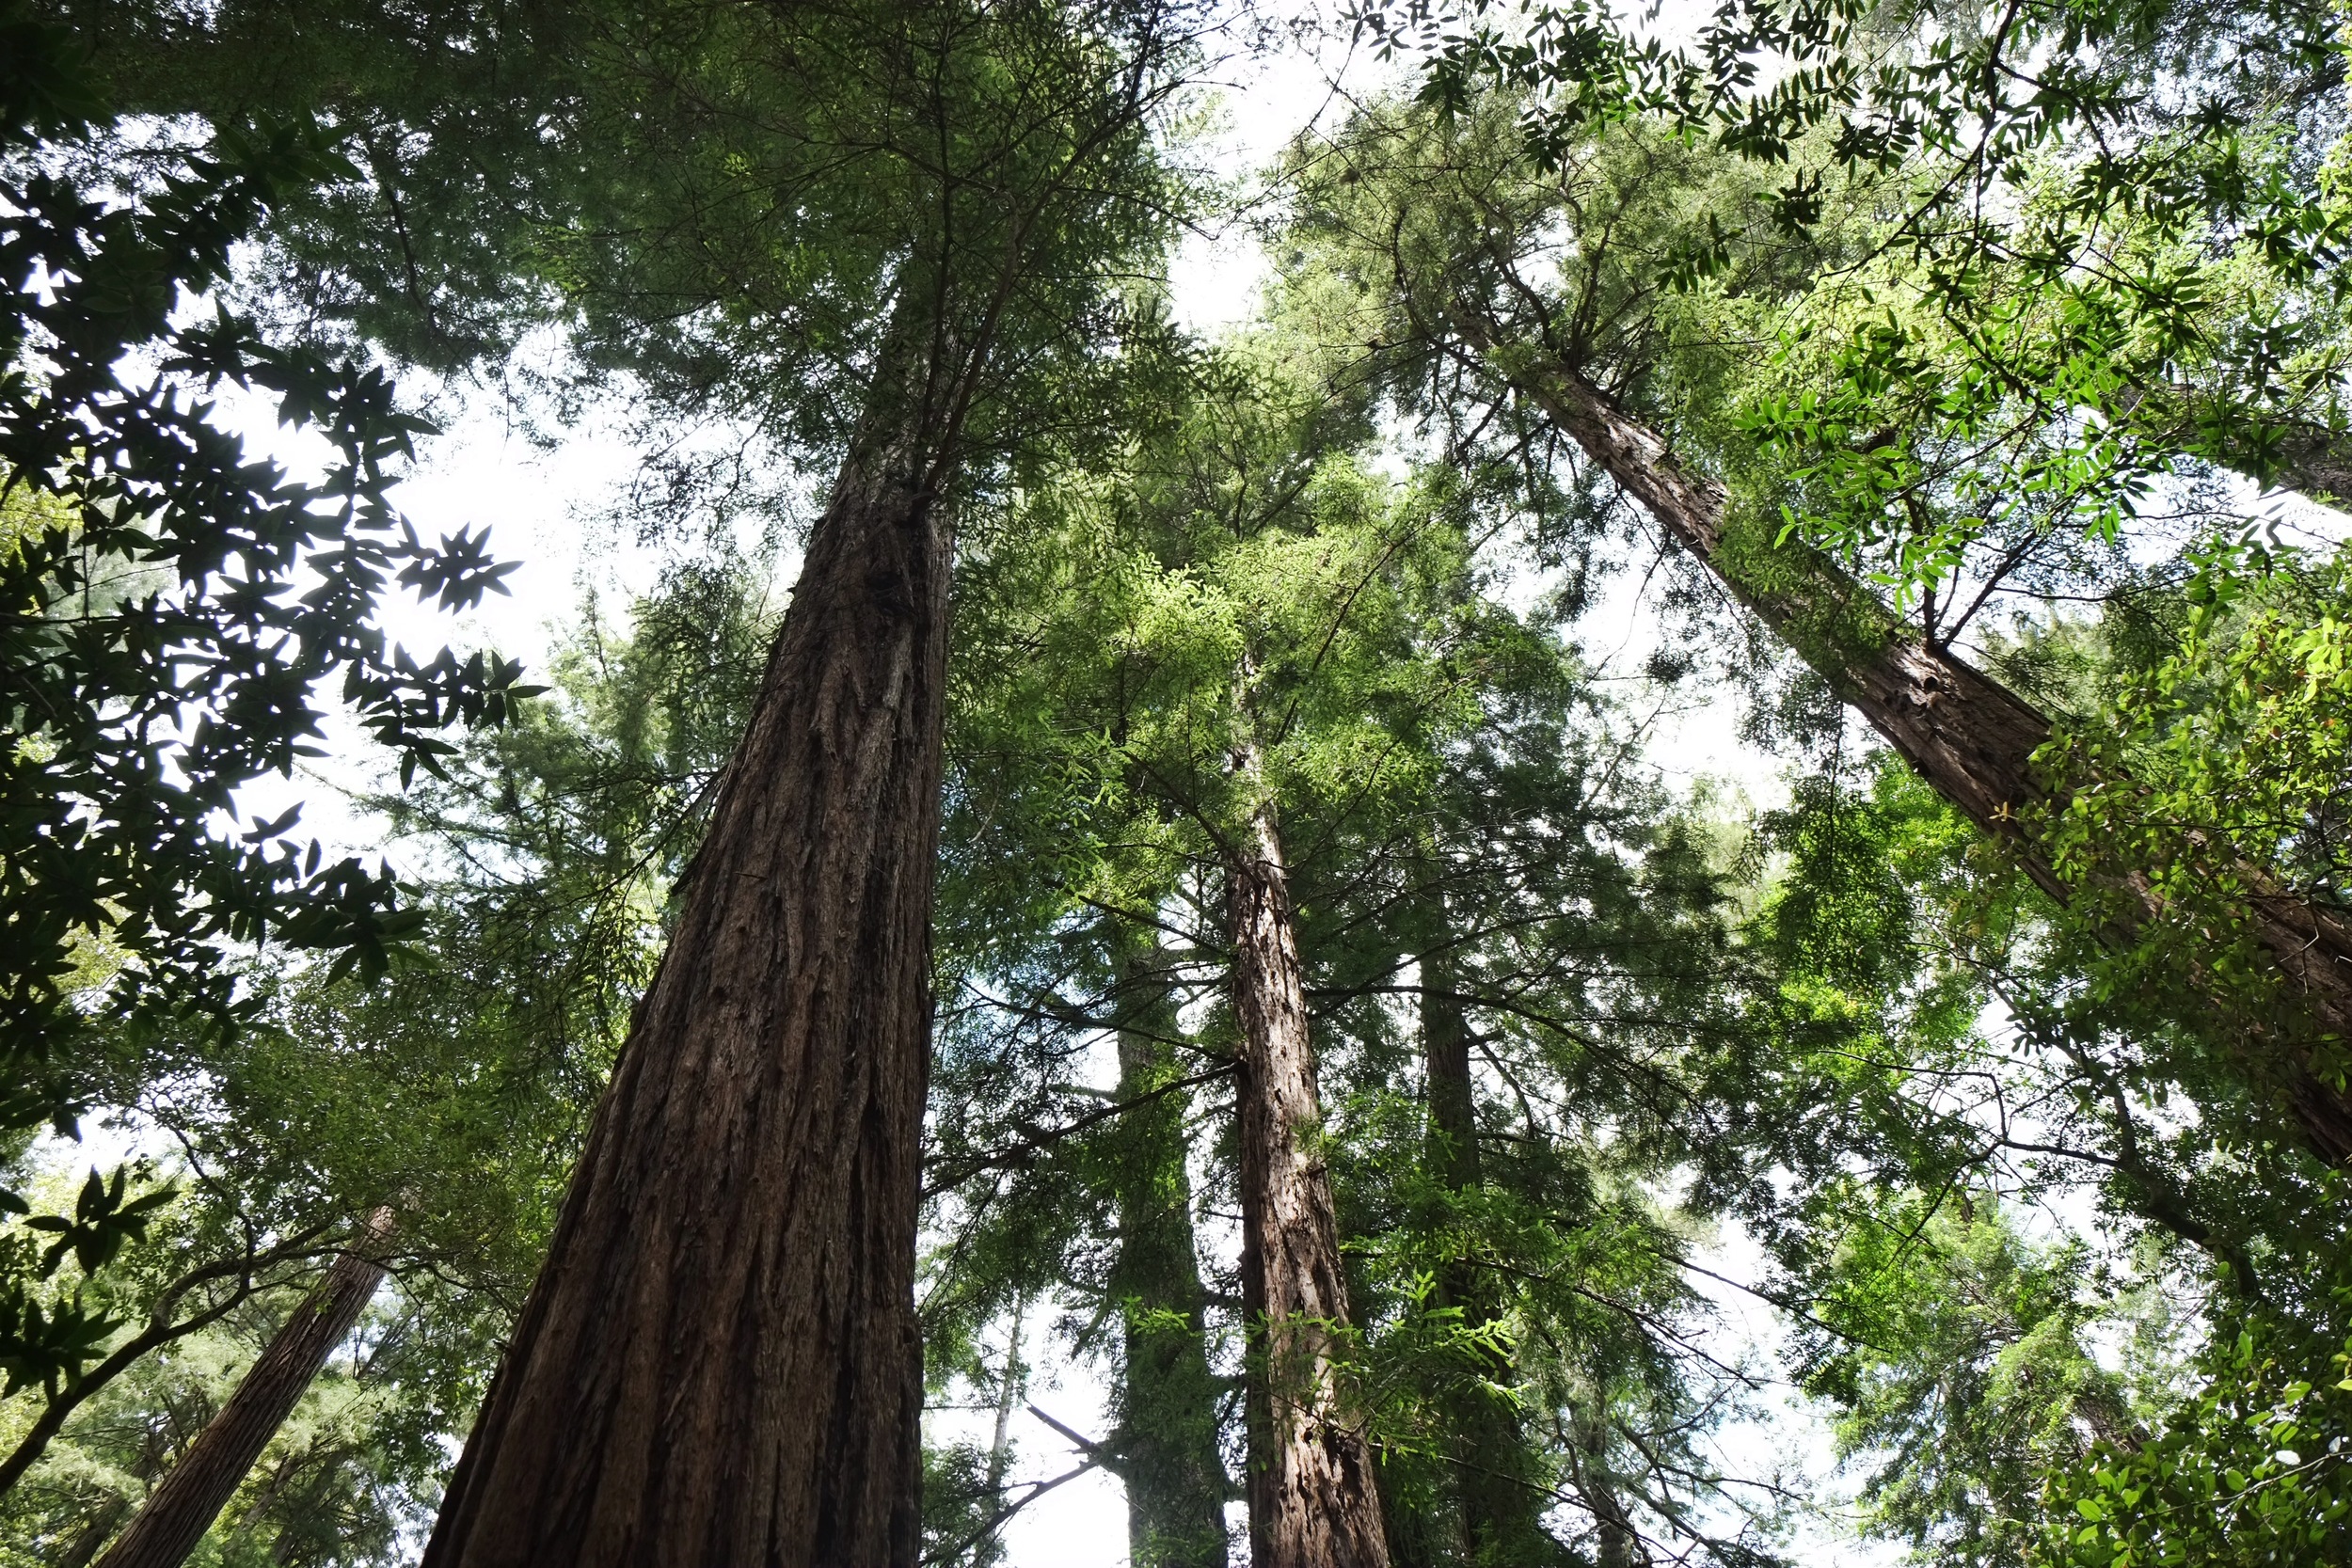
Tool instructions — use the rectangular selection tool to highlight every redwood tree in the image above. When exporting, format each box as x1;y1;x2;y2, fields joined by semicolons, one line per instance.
70;1;1198;1559
1284;104;2352;1166
398;8;1194;1557
91;1213;393;1568
1229;768;1393;1568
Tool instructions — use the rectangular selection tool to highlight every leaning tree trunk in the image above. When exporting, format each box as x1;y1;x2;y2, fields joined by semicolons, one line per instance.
421;394;954;1567
88;1210;393;1568
1107;928;1232;1568
1228;760;1392;1568
1417;907;1548;1561
1474;338;2352;1164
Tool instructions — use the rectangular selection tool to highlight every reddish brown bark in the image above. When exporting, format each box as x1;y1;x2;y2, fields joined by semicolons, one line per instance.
1229;768;1392;1568
1491;348;2352;1163
93;1211;393;1568
421;412;953;1568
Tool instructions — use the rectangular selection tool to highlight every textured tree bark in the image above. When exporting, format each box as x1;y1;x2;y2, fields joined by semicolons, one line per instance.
421;403;953;1568
1229;767;1392;1568
1417;917;1548;1561
1108;931;1232;1568
1485;345;2352;1164
92;1209;393;1568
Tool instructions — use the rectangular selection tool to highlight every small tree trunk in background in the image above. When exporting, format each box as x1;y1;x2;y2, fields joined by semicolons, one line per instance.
94;1210;393;1568
975;1297;1026;1568
1565;1403;1637;1568
1419;911;1548;1563
1480;342;2352;1164
421;390;955;1567
1108;929;1232;1568
1229;764;1392;1568
56;1500;131;1568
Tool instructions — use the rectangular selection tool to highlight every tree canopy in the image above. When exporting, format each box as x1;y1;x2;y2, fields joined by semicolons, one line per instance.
6;0;2352;1563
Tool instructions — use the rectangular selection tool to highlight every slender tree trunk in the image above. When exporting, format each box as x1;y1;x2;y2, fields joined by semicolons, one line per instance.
1108;929;1232;1568
1481;342;2352;1163
91;1211;393;1568
1571;1405;1636;1568
1228;759;1392;1568
421;388;955;1567
1418;915;1548;1563
974;1297;1026;1568
985;1297;1025;1509
56;1501;131;1568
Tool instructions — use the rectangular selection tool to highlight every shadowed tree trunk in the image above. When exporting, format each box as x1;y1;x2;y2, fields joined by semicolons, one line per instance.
1418;901;1549;1563
421;383;955;1567
1228;752;1392;1568
1470;338;2352;1164
2113;385;2352;507
1108;929;1232;1568
1570;1403;1638;1568
92;1210;393;1568
56;1503;131;1568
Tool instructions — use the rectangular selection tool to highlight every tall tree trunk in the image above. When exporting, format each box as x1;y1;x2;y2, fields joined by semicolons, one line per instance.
977;1297;1025;1568
1419;914;1548;1563
421;394;954;1567
985;1297;1025;1507
57;1503;131;1568
1108;929;1232;1568
1569;1403;1637;1568
1228;762;1392;1568
94;1210;393;1568
1474;340;2352;1164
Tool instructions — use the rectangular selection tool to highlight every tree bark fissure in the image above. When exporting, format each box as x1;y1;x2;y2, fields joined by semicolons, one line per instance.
1487;344;2352;1162
1230;764;1392;1568
421;400;954;1568
92;1210;395;1568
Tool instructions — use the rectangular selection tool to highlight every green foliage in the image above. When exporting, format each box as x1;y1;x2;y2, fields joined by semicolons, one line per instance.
0;1288;442;1568
2040;546;2352;920
924;317;1788;1563
1379;0;2352;594
1;9;528;1146
1797;1196;2158;1568
2040;1325;2352;1568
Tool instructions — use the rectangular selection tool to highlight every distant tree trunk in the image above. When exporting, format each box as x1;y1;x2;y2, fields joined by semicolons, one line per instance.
1418;908;1548;1562
1108;929;1232;1568
56;1501;131;1568
94;1210;393;1568
421;381;955;1567
1476;340;2352;1164
1228;756;1392;1568
1570;1404;1637;1568
977;1297;1026;1568
2113;385;2352;507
